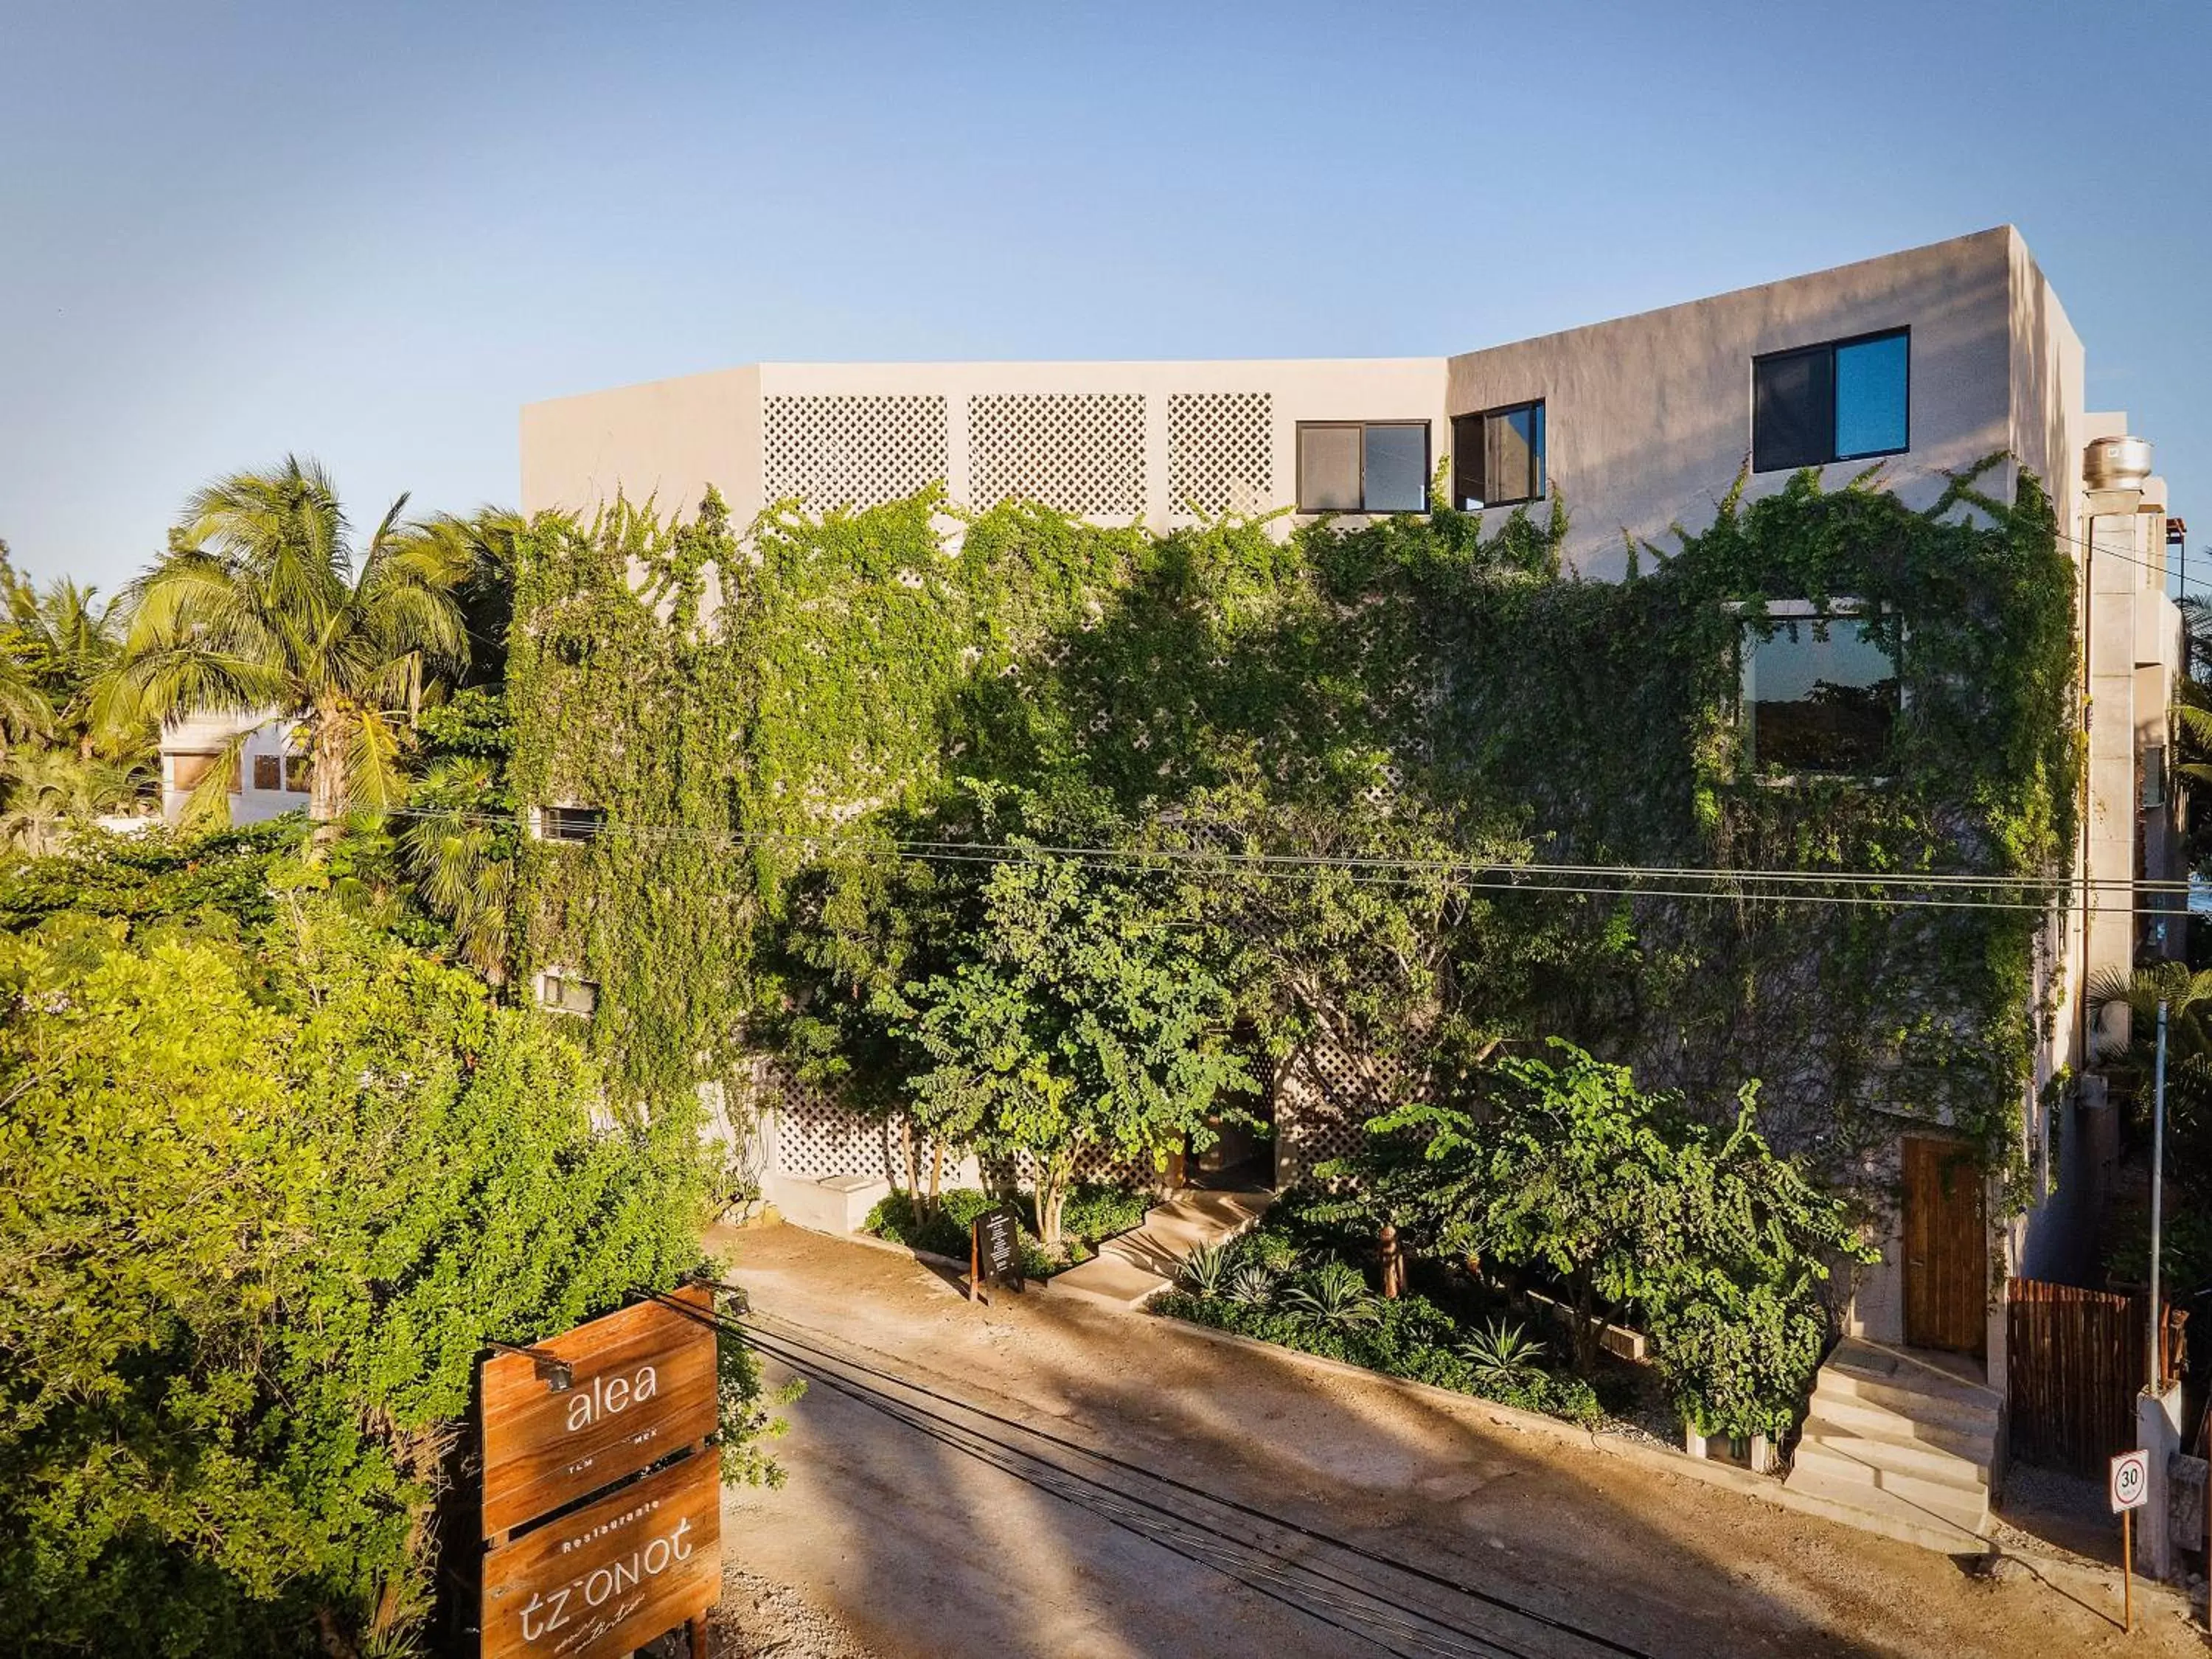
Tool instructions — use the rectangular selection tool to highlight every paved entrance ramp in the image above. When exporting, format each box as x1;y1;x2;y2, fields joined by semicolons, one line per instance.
1784;1336;2001;1551
1051;1188;1271;1308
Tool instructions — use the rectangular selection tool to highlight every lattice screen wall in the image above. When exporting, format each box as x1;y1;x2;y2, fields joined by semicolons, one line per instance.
764;394;949;511
745;1054;1152;1191
1273;1043;1417;1189
969;393;1147;518
1168;392;1272;518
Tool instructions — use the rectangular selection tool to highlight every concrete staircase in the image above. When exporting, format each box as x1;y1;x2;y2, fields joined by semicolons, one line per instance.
1051;1188;1271;1308
1784;1338;2003;1550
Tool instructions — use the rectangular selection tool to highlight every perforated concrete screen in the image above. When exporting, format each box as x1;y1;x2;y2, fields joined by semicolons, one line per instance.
970;392;1147;518
765;394;949;511
1168;392;1273;518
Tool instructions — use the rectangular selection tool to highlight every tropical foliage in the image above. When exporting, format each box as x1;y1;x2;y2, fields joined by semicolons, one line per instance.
102;456;470;837
0;841;787;1659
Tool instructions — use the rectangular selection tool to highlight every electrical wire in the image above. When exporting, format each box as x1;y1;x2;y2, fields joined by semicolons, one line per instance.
381;804;2195;917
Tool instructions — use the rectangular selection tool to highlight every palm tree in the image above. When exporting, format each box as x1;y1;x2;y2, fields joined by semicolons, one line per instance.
0;748;135;856
396;755;513;981
100;457;468;846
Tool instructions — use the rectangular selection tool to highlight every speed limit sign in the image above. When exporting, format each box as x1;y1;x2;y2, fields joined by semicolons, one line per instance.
2110;1447;2149;1512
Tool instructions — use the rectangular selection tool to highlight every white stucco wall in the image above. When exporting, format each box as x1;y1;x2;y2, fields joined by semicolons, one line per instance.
522;358;1449;535
161;710;305;827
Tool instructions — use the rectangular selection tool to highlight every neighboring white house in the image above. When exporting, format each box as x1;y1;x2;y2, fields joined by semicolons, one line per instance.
159;710;307;825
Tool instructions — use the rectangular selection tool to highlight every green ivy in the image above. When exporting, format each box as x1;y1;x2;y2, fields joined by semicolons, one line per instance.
510;459;2074;1203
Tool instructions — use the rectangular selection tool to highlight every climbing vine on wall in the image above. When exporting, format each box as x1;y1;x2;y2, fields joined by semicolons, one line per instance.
508;460;2074;1206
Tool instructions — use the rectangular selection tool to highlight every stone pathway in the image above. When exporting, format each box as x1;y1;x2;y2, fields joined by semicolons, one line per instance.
1047;1186;1270;1307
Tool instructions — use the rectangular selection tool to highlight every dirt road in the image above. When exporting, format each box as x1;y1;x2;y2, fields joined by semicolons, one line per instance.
710;1223;2199;1658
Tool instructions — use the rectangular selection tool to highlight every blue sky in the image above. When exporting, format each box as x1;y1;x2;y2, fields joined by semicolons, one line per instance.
4;1;2206;593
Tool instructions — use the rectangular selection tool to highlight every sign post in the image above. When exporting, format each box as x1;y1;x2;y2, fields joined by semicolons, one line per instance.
970;1206;1023;1304
479;1284;722;1659
2112;1447;2150;1633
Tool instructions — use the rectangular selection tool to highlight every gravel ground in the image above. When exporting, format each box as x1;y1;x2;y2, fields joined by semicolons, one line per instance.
708;1567;883;1659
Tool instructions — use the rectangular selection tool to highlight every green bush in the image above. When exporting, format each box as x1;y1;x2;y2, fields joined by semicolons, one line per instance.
865;1180;1152;1274
0;891;787;1658
1152;1287;1604;1429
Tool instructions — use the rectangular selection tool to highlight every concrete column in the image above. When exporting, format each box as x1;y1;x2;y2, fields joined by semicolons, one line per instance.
2138;1380;2183;1580
1748;1433;1778;1476
1683;1421;1708;1460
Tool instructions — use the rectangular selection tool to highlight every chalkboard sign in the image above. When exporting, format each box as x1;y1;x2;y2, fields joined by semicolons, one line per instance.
970;1206;1023;1301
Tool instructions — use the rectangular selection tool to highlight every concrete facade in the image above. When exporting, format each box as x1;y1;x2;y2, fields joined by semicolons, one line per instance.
521;227;2184;1394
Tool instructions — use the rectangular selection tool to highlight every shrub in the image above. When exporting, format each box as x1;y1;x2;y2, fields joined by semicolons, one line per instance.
1178;1239;1234;1297
1152;1287;1605;1429
0;897;782;1658
1458;1318;1548;1391
1280;1261;1382;1328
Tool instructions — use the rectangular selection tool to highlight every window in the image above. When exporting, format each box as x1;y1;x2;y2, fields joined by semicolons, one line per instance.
1295;422;1429;513
1753;330;1908;472
535;804;606;844
1739;608;1899;773
535;969;598;1018
170;752;226;792
253;754;282;791
1451;401;1545;509
283;756;310;793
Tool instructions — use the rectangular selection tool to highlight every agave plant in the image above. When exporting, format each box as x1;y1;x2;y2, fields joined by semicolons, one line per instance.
1457;1318;1548;1390
1279;1260;1382;1328
1178;1239;1233;1298
1223;1261;1281;1307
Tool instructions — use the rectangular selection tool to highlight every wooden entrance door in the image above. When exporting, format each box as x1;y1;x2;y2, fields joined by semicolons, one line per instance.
1903;1135;1988;1355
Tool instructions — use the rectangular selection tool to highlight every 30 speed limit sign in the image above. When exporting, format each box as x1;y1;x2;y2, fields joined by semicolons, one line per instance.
2110;1447;2149;1513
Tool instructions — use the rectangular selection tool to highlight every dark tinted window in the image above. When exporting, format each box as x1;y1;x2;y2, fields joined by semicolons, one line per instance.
1753;330;1907;471
1296;422;1430;513
254;754;281;791
1363;424;1428;512
1452;401;1545;509
1741;613;1899;773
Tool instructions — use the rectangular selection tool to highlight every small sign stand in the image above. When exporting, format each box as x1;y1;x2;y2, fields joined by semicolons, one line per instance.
2112;1447;2149;1633
970;1206;1023;1304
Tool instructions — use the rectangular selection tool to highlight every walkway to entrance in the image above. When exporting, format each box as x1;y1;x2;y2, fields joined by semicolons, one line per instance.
1048;1186;1270;1307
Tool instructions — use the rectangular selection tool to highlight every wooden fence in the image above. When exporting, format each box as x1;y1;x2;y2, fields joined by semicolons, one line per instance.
2006;1278;2183;1476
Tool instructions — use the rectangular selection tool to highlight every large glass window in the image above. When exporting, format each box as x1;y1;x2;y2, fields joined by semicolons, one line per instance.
1296;422;1430;513
1753;330;1908;472
1451;401;1545;509
1740;611;1899;773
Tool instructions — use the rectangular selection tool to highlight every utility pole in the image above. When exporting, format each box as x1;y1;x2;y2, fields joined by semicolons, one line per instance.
2150;1000;2168;1388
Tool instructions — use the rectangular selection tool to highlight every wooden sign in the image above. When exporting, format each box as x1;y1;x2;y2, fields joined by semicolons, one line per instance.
481;1284;718;1539
970;1206;1023;1302
481;1446;720;1659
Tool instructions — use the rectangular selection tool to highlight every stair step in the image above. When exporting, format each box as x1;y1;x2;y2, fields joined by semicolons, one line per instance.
1804;1396;1997;1464
1783;1466;1992;1552
1790;1444;1992;1531
1826;1338;1999;1406
1814;1362;2000;1436
1798;1417;1990;1488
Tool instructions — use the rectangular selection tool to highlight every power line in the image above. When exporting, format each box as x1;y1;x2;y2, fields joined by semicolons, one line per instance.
381;805;2190;917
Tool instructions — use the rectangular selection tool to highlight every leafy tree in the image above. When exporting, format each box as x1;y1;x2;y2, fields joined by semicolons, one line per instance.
885;843;1256;1246
1370;1040;1871;1433
100;457;469;843
0;873;787;1658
